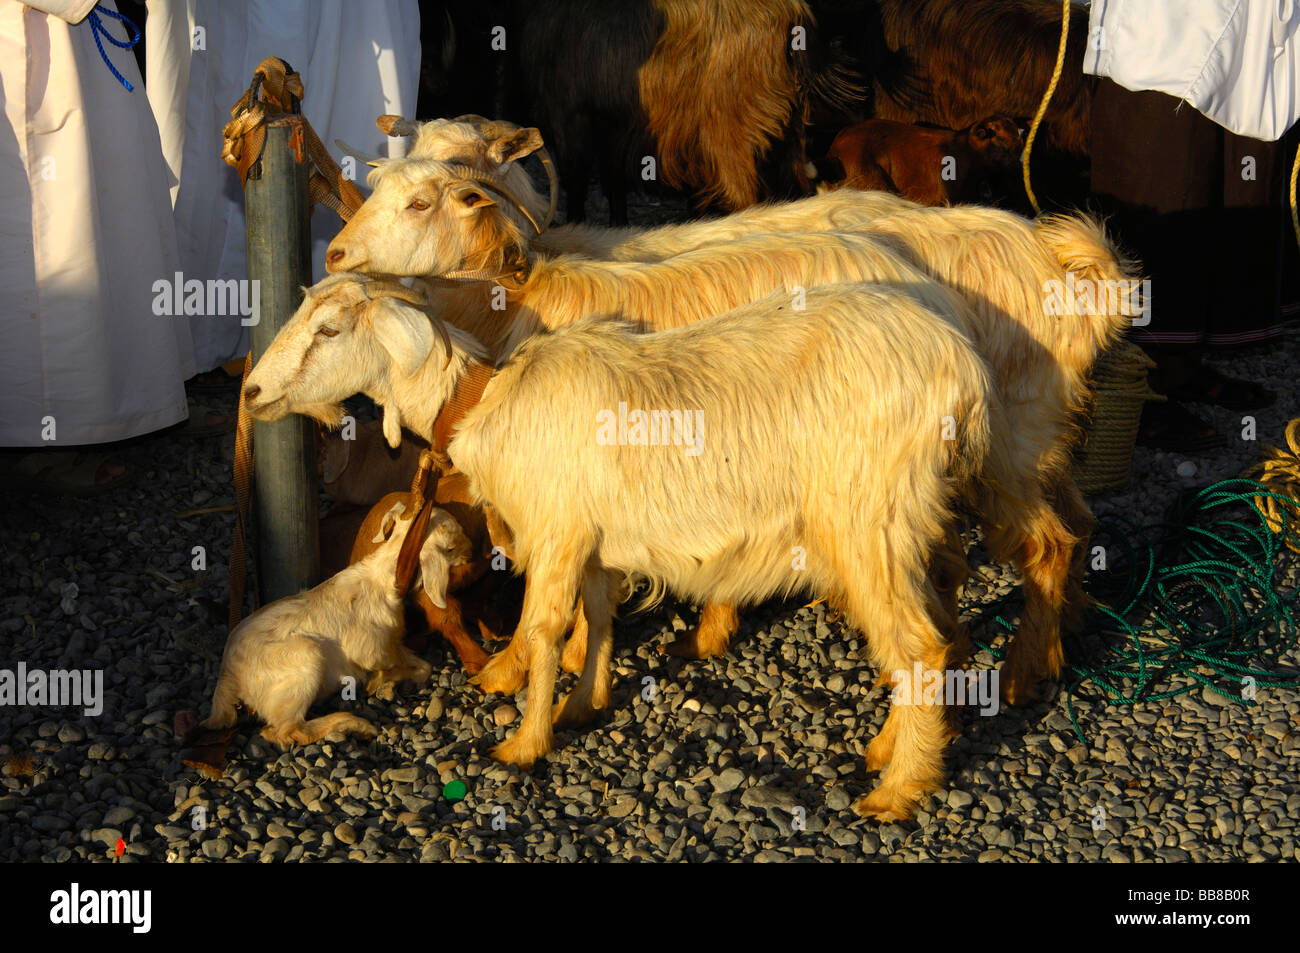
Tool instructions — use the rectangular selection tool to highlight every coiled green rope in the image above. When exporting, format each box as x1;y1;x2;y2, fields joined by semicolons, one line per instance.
969;479;1300;744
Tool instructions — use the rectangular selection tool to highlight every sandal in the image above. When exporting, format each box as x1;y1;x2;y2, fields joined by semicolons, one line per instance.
1167;365;1275;411
1135;401;1227;453
186;368;242;397
0;450;135;496
180;399;238;438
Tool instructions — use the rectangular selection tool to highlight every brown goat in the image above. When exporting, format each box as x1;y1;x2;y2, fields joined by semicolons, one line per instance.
640;0;824;211
817;116;1024;205
873;0;1091;156
320;419;423;508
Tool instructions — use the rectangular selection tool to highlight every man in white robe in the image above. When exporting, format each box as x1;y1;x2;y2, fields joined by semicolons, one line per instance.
0;0;196;450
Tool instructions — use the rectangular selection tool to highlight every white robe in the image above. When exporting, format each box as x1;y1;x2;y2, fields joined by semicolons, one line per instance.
145;0;420;373
1086;0;1300;142
0;0;196;446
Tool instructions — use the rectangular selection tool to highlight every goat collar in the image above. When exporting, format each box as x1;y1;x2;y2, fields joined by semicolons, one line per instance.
438;264;528;285
432;357;495;454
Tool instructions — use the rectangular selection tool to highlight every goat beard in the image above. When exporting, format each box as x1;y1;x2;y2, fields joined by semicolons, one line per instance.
254;400;346;429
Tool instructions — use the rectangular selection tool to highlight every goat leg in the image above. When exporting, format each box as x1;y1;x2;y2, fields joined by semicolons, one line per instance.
661;601;739;658
490;551;585;768
553;566;618;729
417;590;490;673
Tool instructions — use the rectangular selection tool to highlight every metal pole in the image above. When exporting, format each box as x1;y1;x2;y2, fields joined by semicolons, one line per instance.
246;117;320;601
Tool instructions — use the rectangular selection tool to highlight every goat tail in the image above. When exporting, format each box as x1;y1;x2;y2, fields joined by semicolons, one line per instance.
804;155;844;188
202;671;240;730
1034;211;1141;357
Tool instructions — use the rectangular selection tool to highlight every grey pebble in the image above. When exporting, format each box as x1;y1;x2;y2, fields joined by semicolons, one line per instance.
201;838;231;860
947;790;974;811
711;768;745;794
740;785;799;811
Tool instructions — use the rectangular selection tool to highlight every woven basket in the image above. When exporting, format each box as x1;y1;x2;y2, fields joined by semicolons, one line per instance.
1073;340;1164;494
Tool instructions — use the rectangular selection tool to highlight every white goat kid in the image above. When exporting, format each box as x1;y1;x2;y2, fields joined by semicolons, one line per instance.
202;502;470;747
245;276;997;821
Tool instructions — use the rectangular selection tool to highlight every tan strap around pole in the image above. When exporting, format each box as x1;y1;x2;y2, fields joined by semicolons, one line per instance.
229;352;256;631
221;56;363;221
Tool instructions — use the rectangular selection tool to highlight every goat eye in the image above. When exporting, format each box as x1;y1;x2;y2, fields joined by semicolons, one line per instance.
407;199;430;211
318;327;339;338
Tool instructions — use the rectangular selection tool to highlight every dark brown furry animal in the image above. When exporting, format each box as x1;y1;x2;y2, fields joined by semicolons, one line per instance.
816;115;1024;205
319;420;423;508
518;0;862;223
873;0;1091;156
639;0;823;212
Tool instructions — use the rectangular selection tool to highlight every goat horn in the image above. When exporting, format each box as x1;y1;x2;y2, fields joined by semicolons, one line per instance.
452;114;516;138
362;279;427;306
535;146;558;230
433;313;453;369
335;138;386;167
376;114;422;138
439;118;554;229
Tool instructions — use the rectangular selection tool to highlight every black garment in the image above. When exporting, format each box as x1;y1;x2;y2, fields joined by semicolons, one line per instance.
1090;78;1291;350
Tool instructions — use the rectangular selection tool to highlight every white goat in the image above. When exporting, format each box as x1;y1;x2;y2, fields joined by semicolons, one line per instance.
260;209;1127;711
203;502;470;747
245;279;996;821
248;236;1007;699
330;138;1134;700
419;216;1130;705
336;114;915;268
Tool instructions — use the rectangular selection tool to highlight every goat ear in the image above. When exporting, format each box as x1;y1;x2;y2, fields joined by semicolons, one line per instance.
487;128;544;167
374;500;407;543
320;434;351;485
368;297;435;377
418;539;452;609
381;404;404;450
451;183;497;210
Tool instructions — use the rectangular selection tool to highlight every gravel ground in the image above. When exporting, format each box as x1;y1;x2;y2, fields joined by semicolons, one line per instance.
2;191;1298;863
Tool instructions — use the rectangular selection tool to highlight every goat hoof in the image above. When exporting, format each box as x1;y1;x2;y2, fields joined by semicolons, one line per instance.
551;694;603;730
661;627;729;660
489;735;544;770
852;779;933;822
458;645;491;675
999;666;1042;706
852;789;914;823
347;721;378;741
472;653;528;695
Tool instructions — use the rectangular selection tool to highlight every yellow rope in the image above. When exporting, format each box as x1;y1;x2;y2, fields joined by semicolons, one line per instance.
1290;138;1300;251
1022;0;1072;215
1245;418;1300;554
